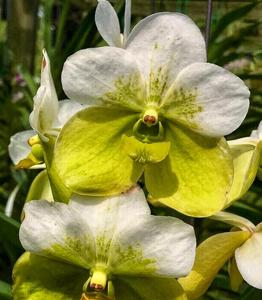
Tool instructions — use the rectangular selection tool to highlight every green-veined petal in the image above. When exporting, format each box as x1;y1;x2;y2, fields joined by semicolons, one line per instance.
178;231;250;299
126;13;206;103
162;63;250;137
13;252;88;300
54;107;144;196
62;47;145;111
109;215;195;277
146;124;233;217
20;200;95;269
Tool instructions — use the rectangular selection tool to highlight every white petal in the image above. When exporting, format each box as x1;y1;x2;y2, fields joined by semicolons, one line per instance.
163;63;250;137
235;232;262;289
251;121;262;140
29;50;59;141
126;13;206;100
123;0;131;44
8;130;35;165
62;47;145;110
20;200;95;269
70;186;150;240
109;215;196;278
54;100;86;128
95;0;122;47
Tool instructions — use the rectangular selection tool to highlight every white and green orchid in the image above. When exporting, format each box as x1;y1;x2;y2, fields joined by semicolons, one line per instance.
13;186;195;299
179;211;262;299
54;4;249;217
225;120;262;206
8;49;84;169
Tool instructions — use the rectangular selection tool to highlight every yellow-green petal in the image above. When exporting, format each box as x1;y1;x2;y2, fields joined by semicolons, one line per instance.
146;124;233;217
122;135;170;164
178;231;250;299
12;252;88;300
228;256;243;292
114;277;187;300
226;138;262;207
54;107;143;196
26;170;54;203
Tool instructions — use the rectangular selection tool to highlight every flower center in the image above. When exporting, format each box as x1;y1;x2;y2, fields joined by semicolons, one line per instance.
142;108;158;127
90;268;107;291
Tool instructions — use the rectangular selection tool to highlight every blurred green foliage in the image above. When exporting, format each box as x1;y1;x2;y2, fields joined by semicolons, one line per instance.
0;0;261;299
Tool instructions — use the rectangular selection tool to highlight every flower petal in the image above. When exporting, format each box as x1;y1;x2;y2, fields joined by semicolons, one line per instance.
123;0;131;43
20;200;95;269
95;0;122;47
70;186;150;244
114;277;187;300
54;106;144;196
235;231;262;289
13;252;88;300
29;50;59;141
162;63;250;137
54;99;86;128
26;170;54;203
8;130;35;165
62;47;145;111
178;231;250;299
109;215;196;278
226;137;261;206
126;13;206;102
146;124;233;217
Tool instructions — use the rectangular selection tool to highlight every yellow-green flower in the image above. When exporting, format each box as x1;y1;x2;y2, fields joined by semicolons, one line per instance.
53;4;250;217
13;187;194;300
179;212;262;299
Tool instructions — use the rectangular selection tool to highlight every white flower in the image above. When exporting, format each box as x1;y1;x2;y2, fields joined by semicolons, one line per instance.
226;120;262;205
56;6;250;217
212;211;262;289
8;50;84;168
14;186;196;299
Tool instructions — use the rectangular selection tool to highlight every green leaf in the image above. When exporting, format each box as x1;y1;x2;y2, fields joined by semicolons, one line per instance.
54;107;144;196
12;252;88;300
178;231;250;299
146;124;233;217
210;1;259;42
0;212;21;248
0;281;11;300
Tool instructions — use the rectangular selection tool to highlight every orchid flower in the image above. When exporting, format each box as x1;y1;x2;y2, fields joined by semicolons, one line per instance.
8;50;84;169
13;186;195;300
95;0;131;48
179;211;262;298
225;120;262;206
54;4;249;217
